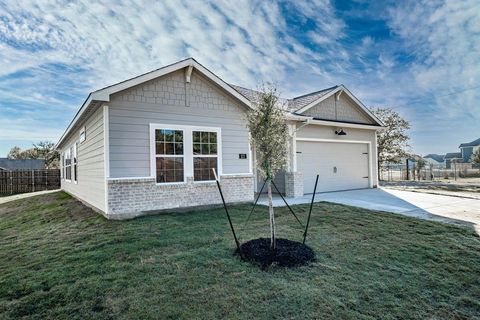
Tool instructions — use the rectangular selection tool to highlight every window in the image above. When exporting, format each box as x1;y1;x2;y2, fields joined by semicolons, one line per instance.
61;155;64;179
64;148;71;181
155;129;184;183
79;126;86;143
193;131;218;181
150;124;222;184
73;143;78;183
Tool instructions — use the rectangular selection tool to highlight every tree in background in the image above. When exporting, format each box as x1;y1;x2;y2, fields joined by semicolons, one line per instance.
7;141;60;169
371;107;410;165
246;84;288;250
471;148;480;164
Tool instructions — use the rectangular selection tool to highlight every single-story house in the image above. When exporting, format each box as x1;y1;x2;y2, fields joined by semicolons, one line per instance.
56;58;384;219
444;152;462;169
459;137;480;163
423;154;445;167
0;158;45;171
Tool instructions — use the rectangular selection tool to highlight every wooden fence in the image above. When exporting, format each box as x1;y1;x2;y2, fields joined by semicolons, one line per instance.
0;169;61;195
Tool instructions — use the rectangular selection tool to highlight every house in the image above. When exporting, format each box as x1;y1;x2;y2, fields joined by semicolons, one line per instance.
423;154;445;167
0;158;45;171
444;152;462;169
55;58;384;219
459;137;480;163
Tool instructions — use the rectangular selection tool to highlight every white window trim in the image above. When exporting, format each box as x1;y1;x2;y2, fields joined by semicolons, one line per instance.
149;124;222;185
64;148;72;183
73;142;78;184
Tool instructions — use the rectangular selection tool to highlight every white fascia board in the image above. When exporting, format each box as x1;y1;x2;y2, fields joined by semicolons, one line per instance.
294;84;385;127
55;94;96;149
92;58;252;108
286;114;384;130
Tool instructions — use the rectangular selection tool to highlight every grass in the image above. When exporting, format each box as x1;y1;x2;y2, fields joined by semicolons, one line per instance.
0;192;479;319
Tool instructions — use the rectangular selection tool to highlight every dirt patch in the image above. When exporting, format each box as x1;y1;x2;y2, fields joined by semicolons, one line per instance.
237;238;315;269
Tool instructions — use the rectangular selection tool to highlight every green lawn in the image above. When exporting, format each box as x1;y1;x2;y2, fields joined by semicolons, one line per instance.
1;192;479;319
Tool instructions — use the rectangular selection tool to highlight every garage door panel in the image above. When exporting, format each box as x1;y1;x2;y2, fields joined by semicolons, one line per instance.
297;141;369;193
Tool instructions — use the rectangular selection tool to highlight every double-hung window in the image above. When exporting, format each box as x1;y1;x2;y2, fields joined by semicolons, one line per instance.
155;129;184;183
64;148;71;181
151;124;221;184
193;131;218;181
73;143;78;183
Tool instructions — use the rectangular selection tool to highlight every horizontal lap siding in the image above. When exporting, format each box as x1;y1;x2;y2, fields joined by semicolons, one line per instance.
60;107;106;211
109;69;250;178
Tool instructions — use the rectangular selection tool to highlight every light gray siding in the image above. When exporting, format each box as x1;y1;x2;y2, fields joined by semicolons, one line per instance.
60;106;106;211
295;124;379;187
108;69;251;178
301;94;375;125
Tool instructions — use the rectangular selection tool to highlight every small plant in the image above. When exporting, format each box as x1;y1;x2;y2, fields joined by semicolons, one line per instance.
246;84;288;249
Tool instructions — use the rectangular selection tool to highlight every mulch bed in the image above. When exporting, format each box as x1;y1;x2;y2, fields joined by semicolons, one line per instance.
237;237;315;269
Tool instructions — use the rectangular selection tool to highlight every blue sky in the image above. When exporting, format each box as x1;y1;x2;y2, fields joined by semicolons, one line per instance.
0;0;479;157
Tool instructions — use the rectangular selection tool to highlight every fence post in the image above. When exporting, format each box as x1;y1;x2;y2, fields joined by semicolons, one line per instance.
32;170;35;192
10;172;13;194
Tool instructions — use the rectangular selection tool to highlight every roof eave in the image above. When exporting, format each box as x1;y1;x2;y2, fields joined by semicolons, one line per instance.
56;58;252;149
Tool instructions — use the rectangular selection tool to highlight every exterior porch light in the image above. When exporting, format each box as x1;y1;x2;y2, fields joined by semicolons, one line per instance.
335;129;347;136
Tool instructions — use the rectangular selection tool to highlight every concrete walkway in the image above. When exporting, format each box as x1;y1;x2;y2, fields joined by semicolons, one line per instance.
258;188;480;233
0;189;60;205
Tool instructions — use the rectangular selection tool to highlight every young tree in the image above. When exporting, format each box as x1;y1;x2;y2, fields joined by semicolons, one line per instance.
247;85;288;250
371;107;410;167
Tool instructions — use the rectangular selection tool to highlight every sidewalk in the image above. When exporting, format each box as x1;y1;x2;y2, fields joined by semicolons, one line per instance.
0;189;60;205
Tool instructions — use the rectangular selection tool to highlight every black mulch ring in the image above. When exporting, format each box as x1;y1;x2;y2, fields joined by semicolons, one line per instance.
236;238;315;269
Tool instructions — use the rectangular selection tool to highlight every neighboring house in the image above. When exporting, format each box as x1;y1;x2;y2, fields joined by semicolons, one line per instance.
444;152;462;169
0;158;45;171
459;138;480;163
56;58;384;219
423;154;445;168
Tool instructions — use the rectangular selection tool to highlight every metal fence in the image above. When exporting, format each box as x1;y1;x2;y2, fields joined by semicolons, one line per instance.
0;169;60;195
380;163;480;181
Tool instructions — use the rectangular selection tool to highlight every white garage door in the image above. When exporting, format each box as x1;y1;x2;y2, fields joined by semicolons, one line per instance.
297;141;370;194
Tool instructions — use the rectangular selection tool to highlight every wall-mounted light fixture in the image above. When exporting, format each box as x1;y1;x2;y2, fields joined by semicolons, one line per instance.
335;129;347;136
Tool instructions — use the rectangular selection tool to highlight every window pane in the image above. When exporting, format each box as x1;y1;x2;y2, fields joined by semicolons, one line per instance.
155;130;164;142
193;143;201;155
156;142;164;154
209;132;217;144
194;157;217;181
210;143;217;155
193;131;201;143
165;143;175;155
156;157;184;183
175;143;183;155
164;130;174;142
174;131;183;143
201;132;209;143
201;143;209;154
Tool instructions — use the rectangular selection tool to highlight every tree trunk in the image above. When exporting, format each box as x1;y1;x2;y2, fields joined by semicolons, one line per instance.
267;179;276;250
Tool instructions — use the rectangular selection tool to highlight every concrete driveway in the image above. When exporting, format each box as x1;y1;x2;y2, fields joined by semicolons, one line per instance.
259;188;480;233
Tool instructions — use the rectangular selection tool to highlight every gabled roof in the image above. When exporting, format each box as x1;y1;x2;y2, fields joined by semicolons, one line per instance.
444;152;462;160
230;83;384;127
459;137;480;148
423;154;445;162
56;58;252;148
288;86;338;111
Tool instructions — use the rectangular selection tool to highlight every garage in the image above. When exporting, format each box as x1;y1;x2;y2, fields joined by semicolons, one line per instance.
297;140;371;194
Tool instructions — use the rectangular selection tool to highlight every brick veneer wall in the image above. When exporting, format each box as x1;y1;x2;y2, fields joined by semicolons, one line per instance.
107;174;254;219
285;172;304;198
